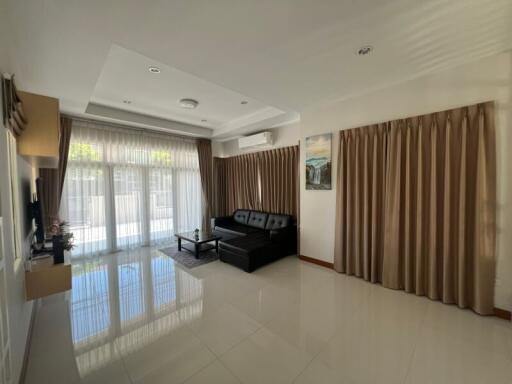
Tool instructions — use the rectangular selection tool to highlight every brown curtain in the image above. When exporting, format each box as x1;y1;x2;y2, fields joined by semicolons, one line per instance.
214;145;299;217
213;153;260;216
258;146;299;216
334;102;496;314
213;157;228;217
197;139;213;232
334;124;387;282
39;116;72;227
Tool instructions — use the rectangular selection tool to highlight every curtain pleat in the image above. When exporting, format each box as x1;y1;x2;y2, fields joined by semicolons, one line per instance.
334;102;496;314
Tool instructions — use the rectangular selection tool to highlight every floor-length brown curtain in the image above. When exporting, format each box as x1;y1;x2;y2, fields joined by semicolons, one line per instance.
197;139;213;231
213;157;228;217
258;146;299;216
213;153;260;216
214;145;299;217
334;125;387;283
39;116;72;227
334;102;496;315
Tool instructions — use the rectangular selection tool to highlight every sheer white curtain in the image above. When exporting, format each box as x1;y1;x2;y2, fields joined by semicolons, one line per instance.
60;120;202;257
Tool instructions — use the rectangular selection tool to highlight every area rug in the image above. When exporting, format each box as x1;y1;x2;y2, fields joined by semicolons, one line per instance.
159;245;218;268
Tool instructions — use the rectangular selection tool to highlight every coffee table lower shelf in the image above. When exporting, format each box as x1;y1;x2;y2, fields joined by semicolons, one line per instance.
176;235;220;259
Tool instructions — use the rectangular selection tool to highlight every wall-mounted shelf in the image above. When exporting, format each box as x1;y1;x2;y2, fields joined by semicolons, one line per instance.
16;91;60;169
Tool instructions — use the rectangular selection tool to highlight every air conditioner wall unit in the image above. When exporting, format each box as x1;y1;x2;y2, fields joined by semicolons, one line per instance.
238;131;273;149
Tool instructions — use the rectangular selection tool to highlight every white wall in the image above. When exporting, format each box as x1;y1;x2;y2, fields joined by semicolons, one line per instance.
0;7;35;382
219;121;301;158
299;51;512;311
211;140;224;158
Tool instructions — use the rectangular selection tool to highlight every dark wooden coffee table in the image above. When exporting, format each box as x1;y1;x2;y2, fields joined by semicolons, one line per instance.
175;231;222;259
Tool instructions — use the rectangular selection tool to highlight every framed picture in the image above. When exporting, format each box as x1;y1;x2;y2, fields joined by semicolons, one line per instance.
305;133;332;190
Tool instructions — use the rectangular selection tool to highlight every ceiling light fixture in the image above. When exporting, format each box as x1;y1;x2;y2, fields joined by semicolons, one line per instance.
357;45;373;56
179;98;199;109
148;66;161;74
241;100;248;105
123;100;132;104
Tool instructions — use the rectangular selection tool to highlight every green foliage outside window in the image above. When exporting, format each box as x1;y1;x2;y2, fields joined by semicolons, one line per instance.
151;150;172;165
69;143;100;161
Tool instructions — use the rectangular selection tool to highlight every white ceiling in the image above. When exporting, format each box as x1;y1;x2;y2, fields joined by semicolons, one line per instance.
89;44;289;136
2;0;512;139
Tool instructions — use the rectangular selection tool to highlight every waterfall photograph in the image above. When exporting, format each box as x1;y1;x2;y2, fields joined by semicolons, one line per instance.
305;133;332;190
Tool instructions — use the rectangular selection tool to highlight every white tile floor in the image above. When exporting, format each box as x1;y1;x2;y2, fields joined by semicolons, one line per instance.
25;247;512;384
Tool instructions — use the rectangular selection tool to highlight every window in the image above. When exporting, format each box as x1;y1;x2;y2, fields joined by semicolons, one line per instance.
60;121;202;257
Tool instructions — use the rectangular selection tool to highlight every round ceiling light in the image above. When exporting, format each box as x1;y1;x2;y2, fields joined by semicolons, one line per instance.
148;66;161;74
357;45;373;56
179;98;199;109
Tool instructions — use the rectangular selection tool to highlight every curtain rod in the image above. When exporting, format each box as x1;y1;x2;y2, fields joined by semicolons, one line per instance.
62;113;207;142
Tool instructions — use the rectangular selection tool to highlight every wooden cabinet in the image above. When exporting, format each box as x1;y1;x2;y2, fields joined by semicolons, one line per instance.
25;256;71;301
16;91;60;168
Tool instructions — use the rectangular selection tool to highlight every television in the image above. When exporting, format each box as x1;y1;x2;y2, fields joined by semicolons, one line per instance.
29;177;46;244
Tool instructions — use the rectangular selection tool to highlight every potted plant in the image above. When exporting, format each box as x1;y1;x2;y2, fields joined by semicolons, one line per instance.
48;220;74;264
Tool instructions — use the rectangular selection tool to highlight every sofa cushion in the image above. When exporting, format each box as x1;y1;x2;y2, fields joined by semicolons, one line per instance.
215;222;259;236
233;209;251;224
212;229;242;242
247;211;269;229
219;233;275;256
265;214;292;230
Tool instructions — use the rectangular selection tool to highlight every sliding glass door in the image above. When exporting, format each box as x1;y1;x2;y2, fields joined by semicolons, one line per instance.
61;164;108;256
113;166;145;249
148;168;174;243
60;121;201;258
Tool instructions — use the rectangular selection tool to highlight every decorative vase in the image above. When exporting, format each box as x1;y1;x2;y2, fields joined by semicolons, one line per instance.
52;235;64;264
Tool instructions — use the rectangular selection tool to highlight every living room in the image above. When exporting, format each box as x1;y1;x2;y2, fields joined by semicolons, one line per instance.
1;1;512;384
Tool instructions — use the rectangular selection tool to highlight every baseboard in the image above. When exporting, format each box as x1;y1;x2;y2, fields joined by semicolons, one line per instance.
494;307;512;321
299;255;334;269
19;299;38;384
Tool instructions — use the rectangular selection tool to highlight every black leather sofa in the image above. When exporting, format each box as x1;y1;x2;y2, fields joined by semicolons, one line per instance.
212;209;297;272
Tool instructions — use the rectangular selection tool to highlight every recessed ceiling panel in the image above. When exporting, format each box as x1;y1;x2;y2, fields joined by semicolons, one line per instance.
89;45;287;131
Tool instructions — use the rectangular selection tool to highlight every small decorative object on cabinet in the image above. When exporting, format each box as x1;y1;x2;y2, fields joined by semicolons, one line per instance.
48;220;74;264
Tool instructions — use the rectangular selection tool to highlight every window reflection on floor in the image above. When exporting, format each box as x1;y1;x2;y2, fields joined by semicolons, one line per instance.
69;249;204;378
152;255;177;313
119;262;145;326
71;261;110;345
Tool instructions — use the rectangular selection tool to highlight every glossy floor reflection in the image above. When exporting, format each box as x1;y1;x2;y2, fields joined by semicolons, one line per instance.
25;247;512;384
